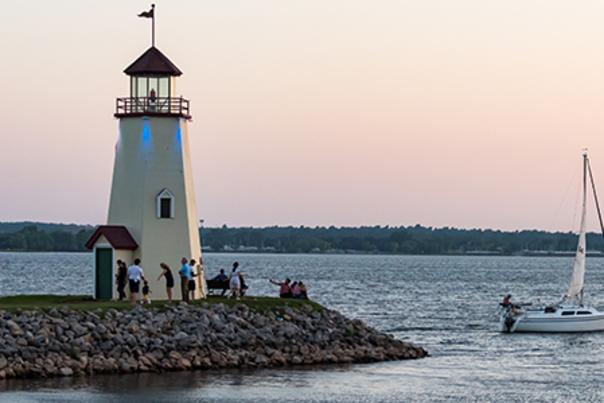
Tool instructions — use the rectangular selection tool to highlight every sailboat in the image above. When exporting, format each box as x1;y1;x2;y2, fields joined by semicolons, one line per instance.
500;152;604;333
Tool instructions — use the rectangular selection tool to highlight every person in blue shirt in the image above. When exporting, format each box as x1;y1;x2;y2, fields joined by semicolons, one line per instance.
178;257;191;302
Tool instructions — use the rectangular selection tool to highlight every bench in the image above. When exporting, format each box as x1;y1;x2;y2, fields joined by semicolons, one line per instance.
206;279;229;296
206;279;248;296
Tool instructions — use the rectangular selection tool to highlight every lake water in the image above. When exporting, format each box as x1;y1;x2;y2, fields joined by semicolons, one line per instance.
1;252;604;402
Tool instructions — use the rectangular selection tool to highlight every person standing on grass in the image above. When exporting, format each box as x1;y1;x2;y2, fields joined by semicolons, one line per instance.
179;257;191;302
188;259;199;301
115;260;128;301
127;258;145;304
157;263;175;302
142;280;152;304
229;261;242;300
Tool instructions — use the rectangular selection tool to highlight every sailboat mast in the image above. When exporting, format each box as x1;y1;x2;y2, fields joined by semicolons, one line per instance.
581;153;587;305
583;153;587;215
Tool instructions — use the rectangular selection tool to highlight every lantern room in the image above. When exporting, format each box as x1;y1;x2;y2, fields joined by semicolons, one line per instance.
115;46;190;118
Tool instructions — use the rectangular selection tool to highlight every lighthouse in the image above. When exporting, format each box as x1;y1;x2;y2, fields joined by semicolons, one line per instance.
86;32;205;300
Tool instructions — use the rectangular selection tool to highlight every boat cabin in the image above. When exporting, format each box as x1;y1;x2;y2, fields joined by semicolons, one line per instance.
541;305;596;316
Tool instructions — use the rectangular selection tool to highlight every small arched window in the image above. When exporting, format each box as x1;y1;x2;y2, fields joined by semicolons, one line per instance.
156;188;175;219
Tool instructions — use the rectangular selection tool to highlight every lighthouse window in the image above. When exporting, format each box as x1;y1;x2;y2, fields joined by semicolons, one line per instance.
137;77;148;98
156;189;175;219
160;198;172;218
148;77;158;96
158;77;169;98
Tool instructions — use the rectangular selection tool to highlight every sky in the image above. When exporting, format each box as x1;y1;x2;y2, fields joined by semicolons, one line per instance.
2;0;604;231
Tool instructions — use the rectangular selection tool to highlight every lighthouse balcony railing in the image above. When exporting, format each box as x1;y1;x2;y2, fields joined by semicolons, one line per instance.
115;97;190;118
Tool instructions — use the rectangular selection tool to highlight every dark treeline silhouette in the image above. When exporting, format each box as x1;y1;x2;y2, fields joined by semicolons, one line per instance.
0;225;93;252
0;222;92;234
201;225;604;255
1;223;603;255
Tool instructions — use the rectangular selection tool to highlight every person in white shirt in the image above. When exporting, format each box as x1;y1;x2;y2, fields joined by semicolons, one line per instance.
229;261;242;300
127;258;146;304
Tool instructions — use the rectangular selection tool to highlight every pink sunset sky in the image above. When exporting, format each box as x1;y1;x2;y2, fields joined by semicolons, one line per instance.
1;1;604;231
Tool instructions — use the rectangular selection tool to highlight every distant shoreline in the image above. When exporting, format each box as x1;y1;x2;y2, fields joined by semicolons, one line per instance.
0;249;598;258
1;221;599;257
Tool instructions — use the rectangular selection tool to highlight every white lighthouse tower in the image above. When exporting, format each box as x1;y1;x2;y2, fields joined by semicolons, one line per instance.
86;39;205;300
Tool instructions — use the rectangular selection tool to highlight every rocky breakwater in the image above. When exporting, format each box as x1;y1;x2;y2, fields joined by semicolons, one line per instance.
0;302;427;379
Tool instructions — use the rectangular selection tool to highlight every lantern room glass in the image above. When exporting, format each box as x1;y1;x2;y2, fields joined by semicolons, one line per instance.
130;76;171;99
136;77;147;98
123;76;181;115
158;77;169;98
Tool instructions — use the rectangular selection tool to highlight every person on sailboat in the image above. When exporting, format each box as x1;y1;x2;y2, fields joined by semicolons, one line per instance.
501;294;512;307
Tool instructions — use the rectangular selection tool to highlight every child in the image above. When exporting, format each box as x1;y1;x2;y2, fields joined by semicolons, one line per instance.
142;280;152;304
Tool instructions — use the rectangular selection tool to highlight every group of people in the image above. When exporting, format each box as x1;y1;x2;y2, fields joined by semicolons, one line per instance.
269;278;308;299
208;262;246;300
115;257;204;304
115;258;309;303
115;259;150;305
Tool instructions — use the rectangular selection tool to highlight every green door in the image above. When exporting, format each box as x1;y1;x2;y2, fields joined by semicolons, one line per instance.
95;248;113;300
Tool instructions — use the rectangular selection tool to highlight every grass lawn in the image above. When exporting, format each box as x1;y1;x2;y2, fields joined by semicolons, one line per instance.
0;294;324;313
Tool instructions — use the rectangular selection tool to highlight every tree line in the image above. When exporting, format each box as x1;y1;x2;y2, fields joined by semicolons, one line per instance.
0;225;93;252
1;222;598;255
201;225;604;255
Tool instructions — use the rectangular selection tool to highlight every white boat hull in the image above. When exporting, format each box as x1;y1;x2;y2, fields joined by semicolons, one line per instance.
500;306;604;333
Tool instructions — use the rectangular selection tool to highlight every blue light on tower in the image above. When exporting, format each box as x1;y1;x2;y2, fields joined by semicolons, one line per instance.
175;125;182;147
141;119;152;150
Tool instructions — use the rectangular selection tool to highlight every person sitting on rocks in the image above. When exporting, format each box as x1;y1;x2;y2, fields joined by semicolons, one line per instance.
298;281;308;299
269;278;292;298
291;281;301;298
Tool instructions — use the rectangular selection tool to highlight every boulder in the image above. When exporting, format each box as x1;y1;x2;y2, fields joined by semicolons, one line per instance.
6;320;23;336
59;367;73;377
0;300;426;380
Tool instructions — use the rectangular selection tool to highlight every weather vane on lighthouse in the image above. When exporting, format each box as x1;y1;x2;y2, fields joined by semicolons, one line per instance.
138;4;156;47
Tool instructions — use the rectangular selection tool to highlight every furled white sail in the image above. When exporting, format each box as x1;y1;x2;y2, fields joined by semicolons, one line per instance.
566;155;588;302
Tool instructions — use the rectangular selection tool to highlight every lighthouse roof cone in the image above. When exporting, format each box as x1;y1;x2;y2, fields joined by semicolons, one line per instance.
124;46;182;76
